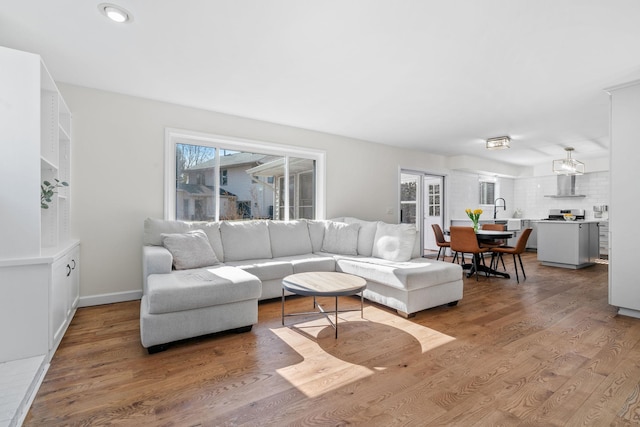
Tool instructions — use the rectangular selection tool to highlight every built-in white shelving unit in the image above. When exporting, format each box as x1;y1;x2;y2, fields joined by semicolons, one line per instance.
0;46;79;427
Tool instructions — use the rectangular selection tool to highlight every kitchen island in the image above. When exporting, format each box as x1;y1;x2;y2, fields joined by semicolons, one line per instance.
536;220;600;269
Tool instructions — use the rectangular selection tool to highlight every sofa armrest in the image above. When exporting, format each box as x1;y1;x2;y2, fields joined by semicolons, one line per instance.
142;246;173;294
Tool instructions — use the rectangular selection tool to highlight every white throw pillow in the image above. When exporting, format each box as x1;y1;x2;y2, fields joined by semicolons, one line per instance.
321;222;360;255
268;220;313;257
343;217;380;256
372;222;417;262
161;229;220;270
220;220;273;261
192;221;225;262
411;229;421;259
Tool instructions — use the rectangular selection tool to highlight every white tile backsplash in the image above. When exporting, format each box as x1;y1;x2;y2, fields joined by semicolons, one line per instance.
513;172;609;219
448;171;609;222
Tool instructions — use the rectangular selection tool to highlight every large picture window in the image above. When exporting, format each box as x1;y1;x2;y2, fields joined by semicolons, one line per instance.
165;129;325;222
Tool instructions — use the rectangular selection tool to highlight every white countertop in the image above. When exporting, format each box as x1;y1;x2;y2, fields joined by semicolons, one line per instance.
535;219;602;224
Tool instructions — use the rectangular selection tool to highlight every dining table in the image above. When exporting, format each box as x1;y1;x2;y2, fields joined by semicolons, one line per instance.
445;229;514;279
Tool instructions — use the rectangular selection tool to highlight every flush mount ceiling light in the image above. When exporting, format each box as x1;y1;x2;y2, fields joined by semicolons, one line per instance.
553;147;585;175
486;136;511;150
98;3;132;23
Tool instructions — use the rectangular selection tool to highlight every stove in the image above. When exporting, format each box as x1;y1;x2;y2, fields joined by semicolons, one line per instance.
542;208;585;221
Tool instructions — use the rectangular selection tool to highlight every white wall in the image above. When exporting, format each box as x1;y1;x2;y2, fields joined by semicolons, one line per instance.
59;84;449;300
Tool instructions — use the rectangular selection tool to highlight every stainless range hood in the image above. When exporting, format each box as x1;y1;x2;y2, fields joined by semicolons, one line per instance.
544;175;586;198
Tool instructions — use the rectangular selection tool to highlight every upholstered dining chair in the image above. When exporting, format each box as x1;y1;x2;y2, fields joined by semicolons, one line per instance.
431;224;452;261
480;223;507;270
490;227;533;283
480;224;506;245
449;226;490;280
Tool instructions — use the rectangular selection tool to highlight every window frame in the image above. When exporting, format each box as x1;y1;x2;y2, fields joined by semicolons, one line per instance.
479;180;496;205
164;128;326;221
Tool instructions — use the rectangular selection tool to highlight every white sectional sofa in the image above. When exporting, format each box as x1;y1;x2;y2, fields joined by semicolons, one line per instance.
141;217;463;353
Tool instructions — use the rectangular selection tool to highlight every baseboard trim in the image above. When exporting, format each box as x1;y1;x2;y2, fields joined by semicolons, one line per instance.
78;290;142;307
618;307;640;319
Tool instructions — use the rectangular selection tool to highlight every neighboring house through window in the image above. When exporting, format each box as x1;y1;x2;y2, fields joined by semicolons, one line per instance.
165;129;325;222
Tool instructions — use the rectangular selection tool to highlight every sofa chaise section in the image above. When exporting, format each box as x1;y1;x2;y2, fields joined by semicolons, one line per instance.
335;256;463;317
141;266;262;353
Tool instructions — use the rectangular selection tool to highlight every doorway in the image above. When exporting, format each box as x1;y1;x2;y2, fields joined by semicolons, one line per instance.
400;171;446;257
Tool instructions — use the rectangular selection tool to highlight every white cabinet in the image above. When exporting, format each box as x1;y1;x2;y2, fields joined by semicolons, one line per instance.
537;221;599;269
0;46;78;361
50;245;80;353
607;81;640;318
0;46;78;425
522;219;538;250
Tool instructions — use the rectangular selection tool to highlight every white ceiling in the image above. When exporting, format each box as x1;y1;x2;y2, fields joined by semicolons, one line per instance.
2;0;640;167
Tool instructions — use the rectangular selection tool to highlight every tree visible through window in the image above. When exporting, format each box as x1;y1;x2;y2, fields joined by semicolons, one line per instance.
400;174;418;224
170;136;321;222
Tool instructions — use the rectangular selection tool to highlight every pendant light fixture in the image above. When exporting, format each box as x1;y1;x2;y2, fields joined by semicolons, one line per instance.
486;136;511;150
553;147;584;175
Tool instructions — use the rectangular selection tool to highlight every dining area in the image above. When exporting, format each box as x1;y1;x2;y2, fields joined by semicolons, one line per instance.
432;218;533;283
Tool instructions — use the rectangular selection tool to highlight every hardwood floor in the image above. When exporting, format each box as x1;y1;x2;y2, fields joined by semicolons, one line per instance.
24;254;640;426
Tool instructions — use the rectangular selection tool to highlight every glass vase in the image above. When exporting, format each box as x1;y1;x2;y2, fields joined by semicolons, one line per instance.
473;222;479;232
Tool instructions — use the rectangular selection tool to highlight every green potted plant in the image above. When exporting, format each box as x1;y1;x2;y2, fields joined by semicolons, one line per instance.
41;178;69;209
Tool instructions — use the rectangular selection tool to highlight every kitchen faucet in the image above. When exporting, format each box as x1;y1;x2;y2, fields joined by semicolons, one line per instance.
494;198;506;219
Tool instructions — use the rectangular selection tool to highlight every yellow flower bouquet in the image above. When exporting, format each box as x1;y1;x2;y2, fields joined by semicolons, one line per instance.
465;208;483;232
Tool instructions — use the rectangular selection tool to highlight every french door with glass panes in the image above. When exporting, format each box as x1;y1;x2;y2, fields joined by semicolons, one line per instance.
400;171;445;256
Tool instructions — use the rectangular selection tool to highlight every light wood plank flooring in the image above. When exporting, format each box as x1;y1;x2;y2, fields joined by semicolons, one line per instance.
24;254;640;426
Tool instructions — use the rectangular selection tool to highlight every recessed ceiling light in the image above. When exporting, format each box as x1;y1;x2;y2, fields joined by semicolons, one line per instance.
98;3;132;23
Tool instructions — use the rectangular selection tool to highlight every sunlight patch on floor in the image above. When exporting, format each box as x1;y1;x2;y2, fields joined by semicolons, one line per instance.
271;305;456;398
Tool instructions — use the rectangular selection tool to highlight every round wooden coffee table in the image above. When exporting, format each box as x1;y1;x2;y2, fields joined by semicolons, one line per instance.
282;272;367;338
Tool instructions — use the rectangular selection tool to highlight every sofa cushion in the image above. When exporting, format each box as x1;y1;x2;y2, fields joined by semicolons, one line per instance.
146;266;262;314
161;230;220;270
220;220;272;261
225;259;294;281
344;217;380;257
321;222;360;255
191;221;224;263
336;257;462;291
412;231;421;259
144;217;191;246
277;254;337;274
372;222;417;262
306;220;327;253
268;220;313;257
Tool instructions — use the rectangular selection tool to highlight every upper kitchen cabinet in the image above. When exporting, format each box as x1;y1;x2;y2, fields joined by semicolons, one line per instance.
607;80;640;318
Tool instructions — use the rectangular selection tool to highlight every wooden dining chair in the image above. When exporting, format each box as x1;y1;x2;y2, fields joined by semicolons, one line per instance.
431;224;452;261
490;227;533;283
449;226;490;280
